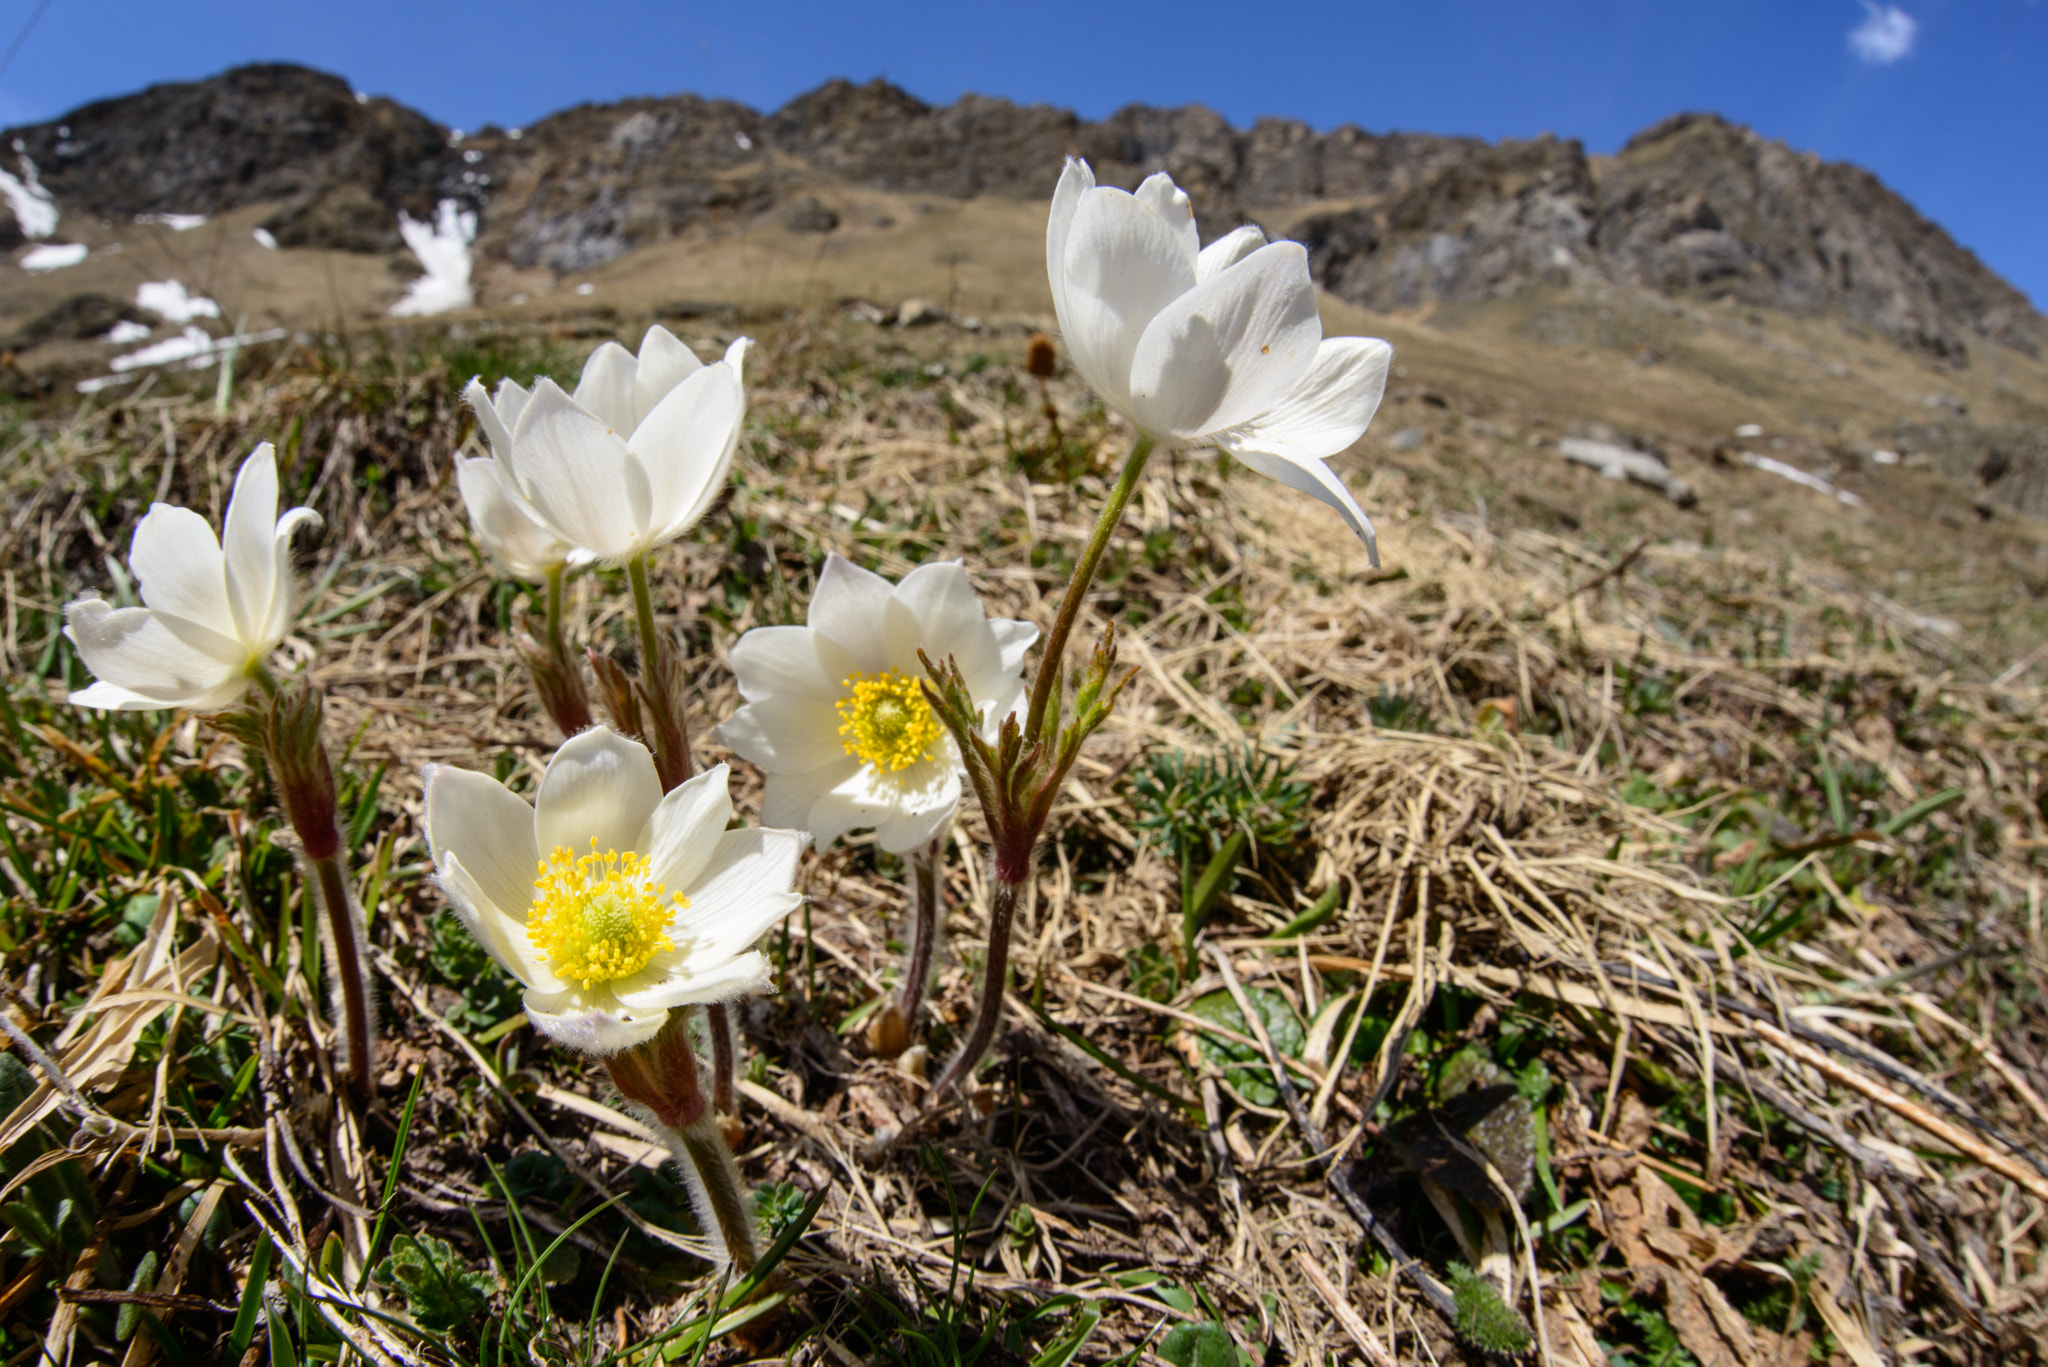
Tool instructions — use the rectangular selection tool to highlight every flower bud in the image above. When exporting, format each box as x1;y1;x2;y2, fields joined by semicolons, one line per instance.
588;648;644;743
866;1001;911;1059
266;681;340;860
516;629;592;737
1025;331;1058;380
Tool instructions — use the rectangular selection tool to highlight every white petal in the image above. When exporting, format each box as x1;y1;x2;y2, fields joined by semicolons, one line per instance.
759;759;861;836
494;378;532;429
1233;336;1393;462
874;765;962;853
1134;172;1199;268
423;763;540;918
220;445;281;644
1196;225;1268;283
1223;445;1378;564
631;325;703;428
1060;187;1198;416
716;695;847;772
989;617;1040;678
67;680;174;711
456;455;567;581
628;360;742;542
522;985;666;1054
726;623;857;704
644;763;735;897
883;561;1003;700
465;377;514;460
533;726;663;859
807;554;893;669
573;341;639;434
1045;158;1096;357
722;336;750;381
667;827;807;959
610;950;775;1011
1129;241;1321;442
260;508;319;647
504;379;645;560
65;601;245;710
824;752;960;846
441;851;563;993
126;504;239;657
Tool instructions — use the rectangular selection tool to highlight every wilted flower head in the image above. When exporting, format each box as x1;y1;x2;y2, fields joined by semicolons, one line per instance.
1047;158;1390;561
423;728;804;1054
473;325;750;564
65;443;319;711
716;554;1037;853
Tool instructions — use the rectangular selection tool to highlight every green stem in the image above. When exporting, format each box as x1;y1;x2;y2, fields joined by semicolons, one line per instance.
248;662;281;699
545;563;570;665
627;556;663;683
1024;432;1155;740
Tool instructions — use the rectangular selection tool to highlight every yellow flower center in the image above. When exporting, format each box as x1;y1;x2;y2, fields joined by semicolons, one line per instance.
525;841;682;989
835;669;942;773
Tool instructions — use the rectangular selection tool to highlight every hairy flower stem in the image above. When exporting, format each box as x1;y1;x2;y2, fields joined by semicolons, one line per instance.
308;851;375;1104
930;876;1018;1100
607;1009;757;1271
705;1003;736;1118
627;555;695;790
1025;433;1156;738
674;1118;758;1275
897;833;946;1035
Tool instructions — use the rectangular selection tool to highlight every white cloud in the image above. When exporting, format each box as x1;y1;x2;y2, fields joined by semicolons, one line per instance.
1849;2;1918;64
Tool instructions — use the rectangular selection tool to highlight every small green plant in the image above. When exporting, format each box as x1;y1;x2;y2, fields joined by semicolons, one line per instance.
1366;688;1433;733
754;1181;810;1242
1128;742;1313;954
371;1233;495;1333
1448;1263;1534;1354
1185;987;1305;1106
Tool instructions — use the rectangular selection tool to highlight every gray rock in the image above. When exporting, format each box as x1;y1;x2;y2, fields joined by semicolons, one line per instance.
1387;427;1425;452
783;195;839;233
1558;437;1698;507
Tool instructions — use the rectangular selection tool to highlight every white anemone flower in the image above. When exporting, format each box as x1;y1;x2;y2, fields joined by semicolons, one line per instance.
423;728;805;1054
65;443;319;711
1047;158;1391;562
716;554;1037;853
482;325;751;564
458;377;574;581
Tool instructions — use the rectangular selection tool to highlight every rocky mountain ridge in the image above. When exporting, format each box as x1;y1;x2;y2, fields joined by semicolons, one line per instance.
5;64;2039;363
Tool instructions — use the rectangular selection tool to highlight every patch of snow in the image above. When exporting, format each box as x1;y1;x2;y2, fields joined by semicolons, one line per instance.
1869;449;1901;466
21;242;86;271
575;282;595;296
252;226;278;249
735;131;753;151
389;198;477;316
136;280;222;323
136;213;207;231
1738;451;1863;506
463;148;483;164
103;320;152;344
1734;422;1764;438
111;325;216;372
0;157;58;238
354;91;368;104
448;129;466;147
507;127;523;140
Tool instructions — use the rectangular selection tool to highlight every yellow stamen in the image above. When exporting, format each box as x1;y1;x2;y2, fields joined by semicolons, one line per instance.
835;669;941;773
526;839;682;989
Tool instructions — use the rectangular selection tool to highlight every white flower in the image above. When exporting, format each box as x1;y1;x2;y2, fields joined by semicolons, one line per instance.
423;729;805;1054
458;377;574;581
1047;158;1390;562
715;555;1038;853
481;325;751;564
65;443;319;711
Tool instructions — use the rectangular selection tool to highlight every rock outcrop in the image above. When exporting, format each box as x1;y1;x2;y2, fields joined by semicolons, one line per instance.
5;66;2039;361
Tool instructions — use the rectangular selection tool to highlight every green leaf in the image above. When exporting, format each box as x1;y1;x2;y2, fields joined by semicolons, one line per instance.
1269;883;1342;939
1185;987;1304;1107
1159;1321;1238;1367
1030;1301;1102;1367
1877;785;1965;837
1183;830;1247;954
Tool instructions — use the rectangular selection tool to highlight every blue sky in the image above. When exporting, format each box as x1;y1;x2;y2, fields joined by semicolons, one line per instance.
4;0;2043;307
